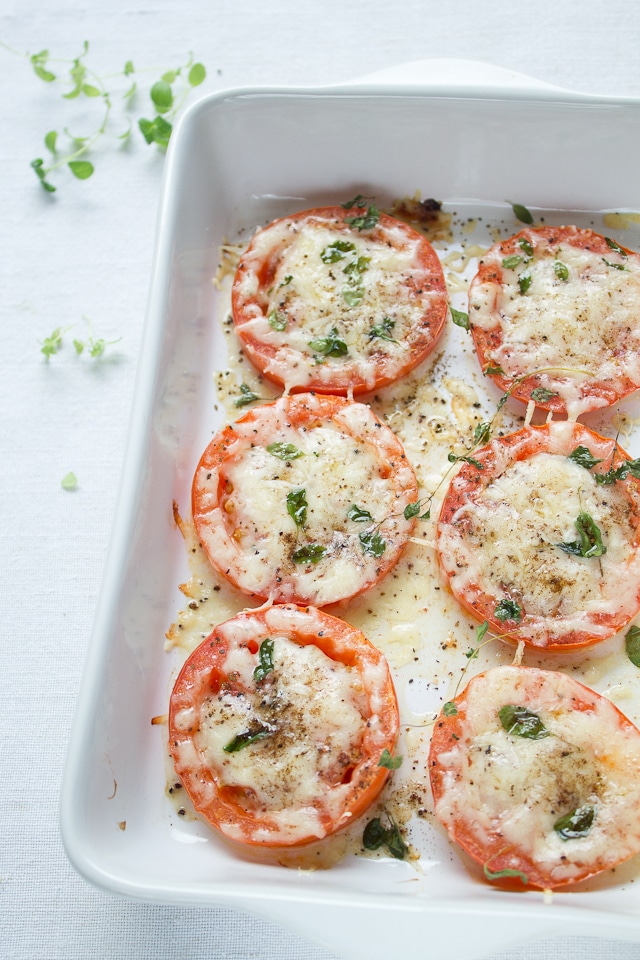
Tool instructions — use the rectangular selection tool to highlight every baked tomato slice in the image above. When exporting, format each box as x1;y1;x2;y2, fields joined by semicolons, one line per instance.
429;665;640;889
168;604;400;847
192;393;418;606
468;226;640;418
231;203;448;395
436;421;640;650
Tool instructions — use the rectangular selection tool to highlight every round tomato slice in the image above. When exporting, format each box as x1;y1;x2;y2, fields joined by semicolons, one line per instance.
468;226;640;418
168;604;400;847
192;393;418;606
231;204;448;395
429;665;640;889
436;421;640;650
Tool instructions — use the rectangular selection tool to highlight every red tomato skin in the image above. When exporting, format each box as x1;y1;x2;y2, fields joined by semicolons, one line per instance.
436;422;640;651
469;226;640;415
231;205;448;395
168;604;400;847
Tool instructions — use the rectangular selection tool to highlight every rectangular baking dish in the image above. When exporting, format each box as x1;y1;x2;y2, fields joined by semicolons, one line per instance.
61;59;640;960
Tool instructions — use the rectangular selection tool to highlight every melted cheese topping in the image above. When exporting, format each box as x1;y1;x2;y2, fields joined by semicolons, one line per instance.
194;398;416;605
470;241;640;418
433;666;640;885
235;216;442;390
437;430;640;646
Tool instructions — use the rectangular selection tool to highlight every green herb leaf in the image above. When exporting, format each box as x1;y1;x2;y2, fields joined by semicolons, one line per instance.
518;272;532;294
476;621;489;643
150;79;173;113
223;726;271;753
268;309;288;331
342;285;365;307
292;543;326;564
267;442;304;461
234;383;259;407
138;115;173;148
557;511;606;559
68;160;94;180
341;194;371;209
502;255;523;269
483;864;529;884
404;502;422;520
347;504;374;523
498;704;549;740
508;201;534;224
554;805;595;840
605;236;628;257
253;638;275;682
443;701;458;717
531;387;558;403
40;326;64;357
448;453;484;470
369;317;397;342
568;446;602;470
378;749;402;770
308;328;348;358
603;258;628;271
320;240;356;263
344;203;380;231
359;529;386;558
474;421;491;445
188;62;206;86
286;489;307;527
519;237;534;257
494;599;522;623
362;815;408;860
450;306;470;331
595;463;629;485
44;130;58;154
31;158;56;193
124;60;135;75
61;471;78;491
484;364;505;376
554;260;569;281
626;625;640;667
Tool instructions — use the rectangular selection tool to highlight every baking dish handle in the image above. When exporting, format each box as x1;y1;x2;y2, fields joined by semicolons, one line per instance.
347;58;572;97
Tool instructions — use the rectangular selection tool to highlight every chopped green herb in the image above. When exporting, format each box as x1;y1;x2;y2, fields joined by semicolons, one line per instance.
61;471;78;491
483;864;529;884
508;201;534;224
498;704;549;740
443;701;458;717
359;529;386;558
40;326;64;357
341;194;371;209
320;240;356;263
605;236;628;257
378;749;402;770
292;543;326;564
603;258;628;271
494;599;522;623
369;317;397;342
234;383;260;407
343;285;365;307
450;306;470;331
223;726;271;753
448;453;484;470
286;489;307;527
268;309;288;331
557;512;606;558
553;805;595;840
518;237;534;257
308;328;348;358
267;442;304;461
362;814;408;860
344;203;380;231
502;255;523;269
518;272;532;294
553;260;569;281
473;422;492;445
530;387;558;403
253;638;275;682
476;621;489;643
484;364;505;376
568;446;602;471
625;625;640;668
347;504;374;523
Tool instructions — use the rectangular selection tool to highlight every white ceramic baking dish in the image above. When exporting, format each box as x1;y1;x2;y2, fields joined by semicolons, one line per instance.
61;59;640;960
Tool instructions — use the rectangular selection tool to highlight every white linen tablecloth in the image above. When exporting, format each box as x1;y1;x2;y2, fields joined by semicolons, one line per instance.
3;1;640;957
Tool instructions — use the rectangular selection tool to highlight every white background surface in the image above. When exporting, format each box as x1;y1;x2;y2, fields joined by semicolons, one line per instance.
3;1;640;958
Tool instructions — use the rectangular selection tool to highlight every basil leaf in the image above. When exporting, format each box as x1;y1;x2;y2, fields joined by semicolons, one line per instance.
502;255;523;269
518;272;532;294
443;701;458;717
595;463;629;485
509;201;534;224
567;445;602;471
292;543;326;564
253;638;275;682
286;489;307;527
223;726;271;753
558;512;606;559
531;387;558;403
498;704;549;740
518;237;534;257
625;625;640;668
554;260;569;281
554;805;595;840
378;749;402;770
605;236;628;257
267;442;304;460
450;306;470;331
344;255;370;276
235;383;259;407
347;504;374;523
308;328;348;357
321;240;356;263
359;529;386;558
484;864;529;884
494;599;522;622
268;309;287;331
